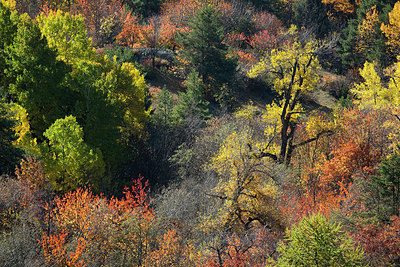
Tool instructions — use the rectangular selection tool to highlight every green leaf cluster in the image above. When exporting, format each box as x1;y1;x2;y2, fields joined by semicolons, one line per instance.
152;85;174;127
153;71;210;127
41;115;105;192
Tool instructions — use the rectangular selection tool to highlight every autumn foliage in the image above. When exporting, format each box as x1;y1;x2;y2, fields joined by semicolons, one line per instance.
5;0;400;265
322;0;358;19
204;231;278;267
40;231;86;267
381;1;400;55
116;0;283;63
40;176;156;266
354;216;400;265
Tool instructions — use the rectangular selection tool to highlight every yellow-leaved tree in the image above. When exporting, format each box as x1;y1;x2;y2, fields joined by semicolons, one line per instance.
0;0;15;10
381;1;400;56
352;60;400;113
352;61;388;107
322;0;357;15
249;26;331;164
204;129;284;234
356;5;381;55
7;103;39;154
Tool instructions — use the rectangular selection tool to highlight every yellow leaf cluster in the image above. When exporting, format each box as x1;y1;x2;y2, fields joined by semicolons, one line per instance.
321;0;359;15
206;130;281;232
2;103;38;154
381;1;400;55
234;101;261;121
305;111;338;138
352;61;386;108
248;27;321;164
109;60;150;141
249;35;320;96
357;5;380;54
207;131;252;177
273;42;319;94
352;60;400;110
263;99;304;137
0;0;15;10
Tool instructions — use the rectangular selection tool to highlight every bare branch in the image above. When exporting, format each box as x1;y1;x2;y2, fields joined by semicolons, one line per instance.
292;129;334;149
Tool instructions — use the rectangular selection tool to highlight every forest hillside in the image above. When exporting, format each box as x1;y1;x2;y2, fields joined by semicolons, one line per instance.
1;0;400;265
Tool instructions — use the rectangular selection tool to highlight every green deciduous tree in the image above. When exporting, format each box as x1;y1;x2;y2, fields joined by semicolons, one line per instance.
36;8;150;180
0;1;18;88
69;58;149;181
0;99;22;174
277;213;365;266
3;12;72;139
96;59;150;154
41;115;105;192
70;59;124;173
37;10;95;64
0;2;149;193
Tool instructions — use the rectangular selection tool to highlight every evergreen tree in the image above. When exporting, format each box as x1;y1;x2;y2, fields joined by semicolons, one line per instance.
173;70;210;123
177;6;236;89
377;147;400;218
125;0;161;17
153;85;174;127
363;145;400;222
277;213;365;266
293;0;332;39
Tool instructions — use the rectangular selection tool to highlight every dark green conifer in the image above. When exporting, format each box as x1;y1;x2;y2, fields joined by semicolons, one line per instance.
173;70;210;123
153;85;174;127
364;145;400;222
177;6;236;88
